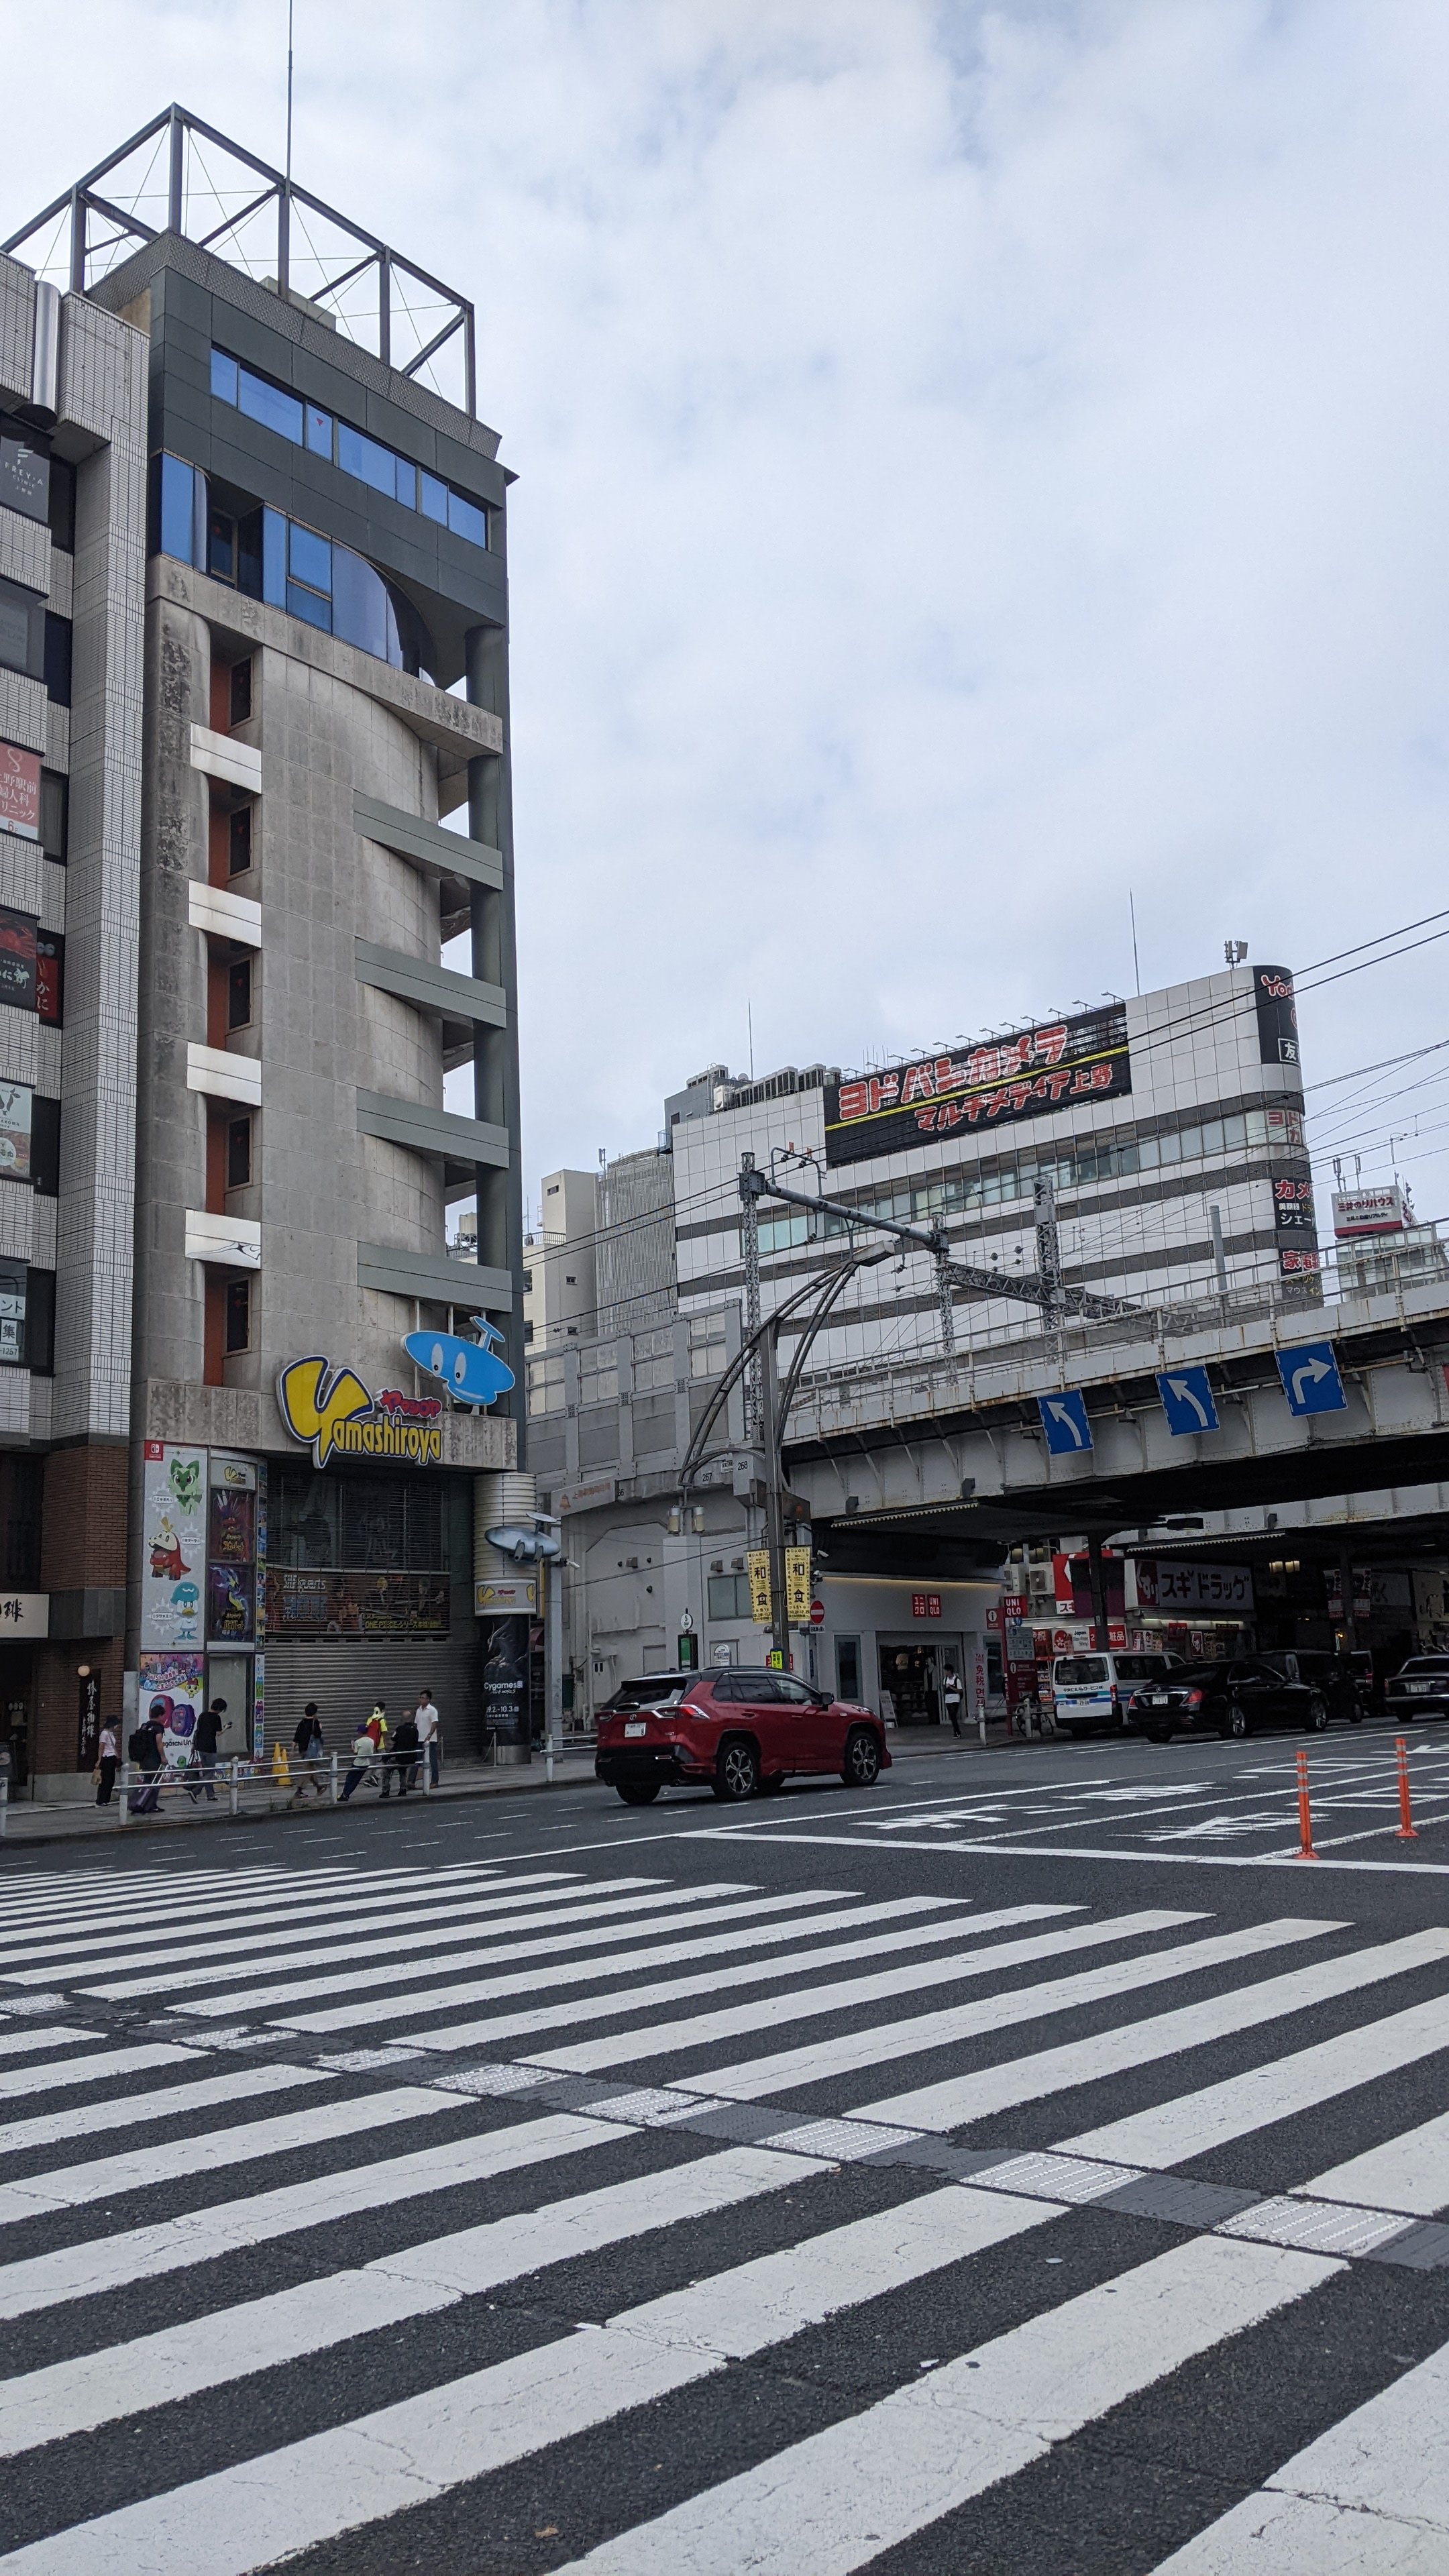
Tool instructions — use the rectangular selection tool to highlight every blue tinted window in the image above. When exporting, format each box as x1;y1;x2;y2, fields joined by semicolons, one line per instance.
331;545;400;665
210;350;239;405
286;582;331;632
337;423;396;496
394;458;417;510
419;471;448;525
158;453;197;565
305;404;333;455
262;508;286;608
238;366;303;446
447;490;488;548
287;521;331;594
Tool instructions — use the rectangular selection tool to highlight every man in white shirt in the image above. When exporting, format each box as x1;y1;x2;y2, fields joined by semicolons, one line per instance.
415;1688;440;1788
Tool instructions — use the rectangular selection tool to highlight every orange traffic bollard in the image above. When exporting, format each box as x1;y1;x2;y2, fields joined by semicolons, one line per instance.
1295;1748;1320;1859
1395;1736;1418;1841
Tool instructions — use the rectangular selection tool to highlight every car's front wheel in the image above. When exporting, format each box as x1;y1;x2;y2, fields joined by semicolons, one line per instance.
713;1738;760;1802
841;1726;881;1788
1222;1705;1250;1740
1305;1693;1330;1733
616;1780;660;1806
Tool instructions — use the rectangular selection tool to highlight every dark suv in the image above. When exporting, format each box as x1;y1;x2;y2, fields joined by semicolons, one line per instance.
594;1669;890;1805
1130;1656;1330;1743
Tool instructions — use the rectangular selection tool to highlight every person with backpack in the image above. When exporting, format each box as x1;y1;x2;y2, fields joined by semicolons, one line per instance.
129;1703;167;1814
339;1720;376;1804
189;1697;235;1803
392;1709;421;1796
289;1705;327;1804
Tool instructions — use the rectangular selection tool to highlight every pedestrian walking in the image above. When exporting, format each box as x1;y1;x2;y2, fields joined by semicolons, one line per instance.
95;1718;119;1806
941;1664;964;1737
373;1702;402;1796
392;1710;421;1796
339;1722;376;1803
189;1697;236;1803
129;1703;167;1814
414;1687;440;1788
288;1705;327;1804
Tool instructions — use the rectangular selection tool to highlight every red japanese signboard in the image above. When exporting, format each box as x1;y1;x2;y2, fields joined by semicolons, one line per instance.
0;743;40;842
824;1005;1130;1166
911;1591;942;1620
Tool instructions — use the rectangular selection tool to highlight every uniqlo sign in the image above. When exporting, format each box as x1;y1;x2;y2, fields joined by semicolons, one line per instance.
912;1592;942;1620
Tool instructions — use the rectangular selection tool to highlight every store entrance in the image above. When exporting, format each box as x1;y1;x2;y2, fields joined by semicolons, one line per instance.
876;1633;962;1727
0;1648;34;1793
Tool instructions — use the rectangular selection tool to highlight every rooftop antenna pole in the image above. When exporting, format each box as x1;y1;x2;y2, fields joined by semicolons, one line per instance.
747;999;755;1081
1128;890;1142;997
278;0;294;294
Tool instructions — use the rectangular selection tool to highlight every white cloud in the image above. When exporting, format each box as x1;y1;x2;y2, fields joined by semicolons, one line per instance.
9;0;1449;1217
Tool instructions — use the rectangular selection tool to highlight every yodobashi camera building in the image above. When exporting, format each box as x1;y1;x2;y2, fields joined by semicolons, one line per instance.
0;111;528;1791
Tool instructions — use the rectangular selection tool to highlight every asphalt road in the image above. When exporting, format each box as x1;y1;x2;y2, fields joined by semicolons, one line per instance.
1;1723;1447;2571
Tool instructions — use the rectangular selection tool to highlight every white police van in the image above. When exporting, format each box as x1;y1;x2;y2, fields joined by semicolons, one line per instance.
1051;1650;1179;1735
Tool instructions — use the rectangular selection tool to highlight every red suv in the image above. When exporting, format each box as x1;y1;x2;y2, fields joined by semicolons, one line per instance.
594;1669;891;1806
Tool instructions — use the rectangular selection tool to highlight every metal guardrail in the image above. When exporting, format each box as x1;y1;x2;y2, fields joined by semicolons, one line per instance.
0;1750;443;1835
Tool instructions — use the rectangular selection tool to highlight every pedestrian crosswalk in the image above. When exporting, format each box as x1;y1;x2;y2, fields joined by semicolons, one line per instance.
0;1847;1446;2569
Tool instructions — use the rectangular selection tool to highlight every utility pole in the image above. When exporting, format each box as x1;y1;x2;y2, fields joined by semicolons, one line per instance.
759;1322;791;1665
933;1239;957;1361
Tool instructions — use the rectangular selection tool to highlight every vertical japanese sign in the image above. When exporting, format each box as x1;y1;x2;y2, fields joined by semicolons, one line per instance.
0;744;40;841
1254;965;1299;1067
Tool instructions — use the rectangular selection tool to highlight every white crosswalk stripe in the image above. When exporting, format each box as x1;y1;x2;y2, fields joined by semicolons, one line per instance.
1;1846;1447;2572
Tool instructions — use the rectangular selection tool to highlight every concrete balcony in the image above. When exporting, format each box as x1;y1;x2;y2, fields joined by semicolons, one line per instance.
186;1042;262;1108
185;1209;261;1268
190;881;263;945
189;722;262;795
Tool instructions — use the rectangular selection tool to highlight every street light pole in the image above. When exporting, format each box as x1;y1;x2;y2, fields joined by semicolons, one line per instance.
759;1323;791;1666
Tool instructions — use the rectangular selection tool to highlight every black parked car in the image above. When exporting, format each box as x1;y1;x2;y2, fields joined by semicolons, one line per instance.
1257;1650;1365;1724
1384;1656;1449;1723
1130;1656;1330;1743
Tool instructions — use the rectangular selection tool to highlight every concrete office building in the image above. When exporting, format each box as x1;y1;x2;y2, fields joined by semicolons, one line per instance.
529;961;1316;1723
522;1169;599;1350
1;111;523;1793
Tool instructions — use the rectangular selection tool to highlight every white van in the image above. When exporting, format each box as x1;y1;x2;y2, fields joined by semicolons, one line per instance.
1051;1650;1178;1735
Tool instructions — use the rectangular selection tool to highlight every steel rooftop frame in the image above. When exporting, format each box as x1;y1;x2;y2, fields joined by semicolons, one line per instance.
1;103;478;417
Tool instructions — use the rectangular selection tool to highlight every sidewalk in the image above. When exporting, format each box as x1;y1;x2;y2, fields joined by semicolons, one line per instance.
0;1745;604;1849
0;1725;1036;1853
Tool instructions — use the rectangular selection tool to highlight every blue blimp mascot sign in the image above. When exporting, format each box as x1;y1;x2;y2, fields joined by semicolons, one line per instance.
402;1314;516;1410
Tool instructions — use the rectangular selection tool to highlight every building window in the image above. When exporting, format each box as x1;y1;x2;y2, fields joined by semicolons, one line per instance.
47;455;76;553
224;1276;252;1353
211;348;489;549
44;614;71;708
229;658;253;724
40;770;66;863
228;804;253;877
227;954;252;1030
30;1095;60;1197
207;508;238;584
523;1319;534;1343
0;417;49;525
707;1572;753;1620
0;576;45;684
24;1267;54;1374
522;1269;533;1291
226;1116;252;1189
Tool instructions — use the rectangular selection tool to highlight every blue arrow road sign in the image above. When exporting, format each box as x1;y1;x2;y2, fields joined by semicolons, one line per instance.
1277;1341;1348;1417
1156;1366;1220;1436
1038;1391;1093;1454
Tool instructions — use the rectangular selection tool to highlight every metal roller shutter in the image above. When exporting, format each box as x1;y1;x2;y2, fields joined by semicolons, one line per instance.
261;1637;482;1761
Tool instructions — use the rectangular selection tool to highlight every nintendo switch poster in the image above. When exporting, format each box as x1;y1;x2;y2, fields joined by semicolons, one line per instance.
138;1648;205;1768
140;1442;207;1649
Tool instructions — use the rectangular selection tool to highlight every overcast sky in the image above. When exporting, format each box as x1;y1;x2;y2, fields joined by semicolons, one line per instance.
9;1;1449;1233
